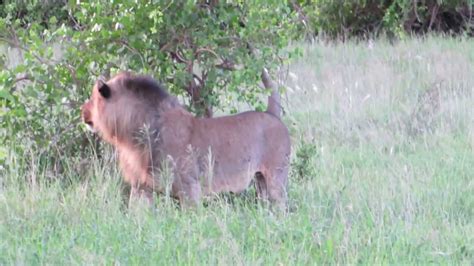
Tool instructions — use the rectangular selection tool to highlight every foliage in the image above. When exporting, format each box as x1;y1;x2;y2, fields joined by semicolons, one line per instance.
1;0;472;173
0;1;298;171
0;0;69;29
296;0;473;38
292;139;319;180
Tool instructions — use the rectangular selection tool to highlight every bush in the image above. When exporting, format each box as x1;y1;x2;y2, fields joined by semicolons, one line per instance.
0;1;299;173
292;139;319;180
296;0;473;38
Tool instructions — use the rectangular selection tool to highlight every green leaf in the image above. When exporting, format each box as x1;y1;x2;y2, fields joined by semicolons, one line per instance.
0;89;15;102
13;64;27;74
49;16;58;25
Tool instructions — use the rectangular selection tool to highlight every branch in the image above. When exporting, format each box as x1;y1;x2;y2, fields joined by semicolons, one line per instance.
116;39;146;69
413;0;421;23
14;75;31;84
184;49;196;97
0;37;53;66
196;47;240;71
64;63;81;88
9;74;48;92
169;51;188;64
193;73;203;87
68;11;84;31
159;38;175;52
290;0;310;27
428;3;440;31
195;47;220;59
215;59;238;70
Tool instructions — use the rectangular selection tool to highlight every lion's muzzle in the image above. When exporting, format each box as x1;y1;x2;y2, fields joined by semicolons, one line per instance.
81;101;96;132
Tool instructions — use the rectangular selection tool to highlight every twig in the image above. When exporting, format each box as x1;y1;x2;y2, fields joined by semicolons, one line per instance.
64;64;81;88
413;0;421;23
68;11;84;31
428;3;440;31
116;39;146;69
192;73;203;87
215;59;237;70
170;51;188;64
14;75;31;84
290;0;312;36
195;47;220;59
0;37;54;66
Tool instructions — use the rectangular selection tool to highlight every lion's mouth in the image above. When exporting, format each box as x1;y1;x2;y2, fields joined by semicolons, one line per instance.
83;120;96;133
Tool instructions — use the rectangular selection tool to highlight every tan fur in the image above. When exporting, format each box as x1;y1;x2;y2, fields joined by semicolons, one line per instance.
81;72;291;208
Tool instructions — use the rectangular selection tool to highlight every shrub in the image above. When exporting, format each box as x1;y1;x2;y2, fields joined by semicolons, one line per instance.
0;1;299;173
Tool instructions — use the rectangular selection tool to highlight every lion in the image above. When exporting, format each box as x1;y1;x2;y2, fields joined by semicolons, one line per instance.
81;71;290;208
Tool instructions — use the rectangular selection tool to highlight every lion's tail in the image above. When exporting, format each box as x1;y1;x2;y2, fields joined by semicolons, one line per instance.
261;68;281;119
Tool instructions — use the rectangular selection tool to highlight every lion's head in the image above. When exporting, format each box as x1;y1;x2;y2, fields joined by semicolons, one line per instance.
81;72;171;144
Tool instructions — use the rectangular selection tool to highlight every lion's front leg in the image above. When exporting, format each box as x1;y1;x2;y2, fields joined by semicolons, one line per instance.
171;157;202;208
119;151;155;207
122;162;155;207
129;183;154;207
172;178;201;208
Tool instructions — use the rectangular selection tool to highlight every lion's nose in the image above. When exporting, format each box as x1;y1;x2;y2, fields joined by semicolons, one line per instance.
81;102;94;130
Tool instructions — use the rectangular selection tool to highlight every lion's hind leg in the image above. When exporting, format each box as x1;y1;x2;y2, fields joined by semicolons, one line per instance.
255;167;288;210
255;171;269;201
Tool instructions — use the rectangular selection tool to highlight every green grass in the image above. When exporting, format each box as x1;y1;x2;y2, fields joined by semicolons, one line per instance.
1;36;473;264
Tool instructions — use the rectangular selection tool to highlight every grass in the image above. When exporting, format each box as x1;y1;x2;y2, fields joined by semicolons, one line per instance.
1;36;473;264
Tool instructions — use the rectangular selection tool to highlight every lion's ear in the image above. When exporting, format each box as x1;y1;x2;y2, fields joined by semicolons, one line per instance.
98;81;111;99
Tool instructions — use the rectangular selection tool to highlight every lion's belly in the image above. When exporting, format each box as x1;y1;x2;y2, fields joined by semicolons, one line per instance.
196;141;262;195
201;154;259;194
208;170;255;194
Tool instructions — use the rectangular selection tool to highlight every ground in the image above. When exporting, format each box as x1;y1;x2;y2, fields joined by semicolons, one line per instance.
0;36;473;264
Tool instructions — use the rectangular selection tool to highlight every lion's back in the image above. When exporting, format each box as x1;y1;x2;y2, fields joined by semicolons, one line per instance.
191;111;289;164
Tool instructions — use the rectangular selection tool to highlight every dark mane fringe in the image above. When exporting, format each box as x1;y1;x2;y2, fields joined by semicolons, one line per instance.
123;73;169;100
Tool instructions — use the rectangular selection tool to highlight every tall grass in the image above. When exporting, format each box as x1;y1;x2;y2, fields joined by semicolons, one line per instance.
1;36;473;264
